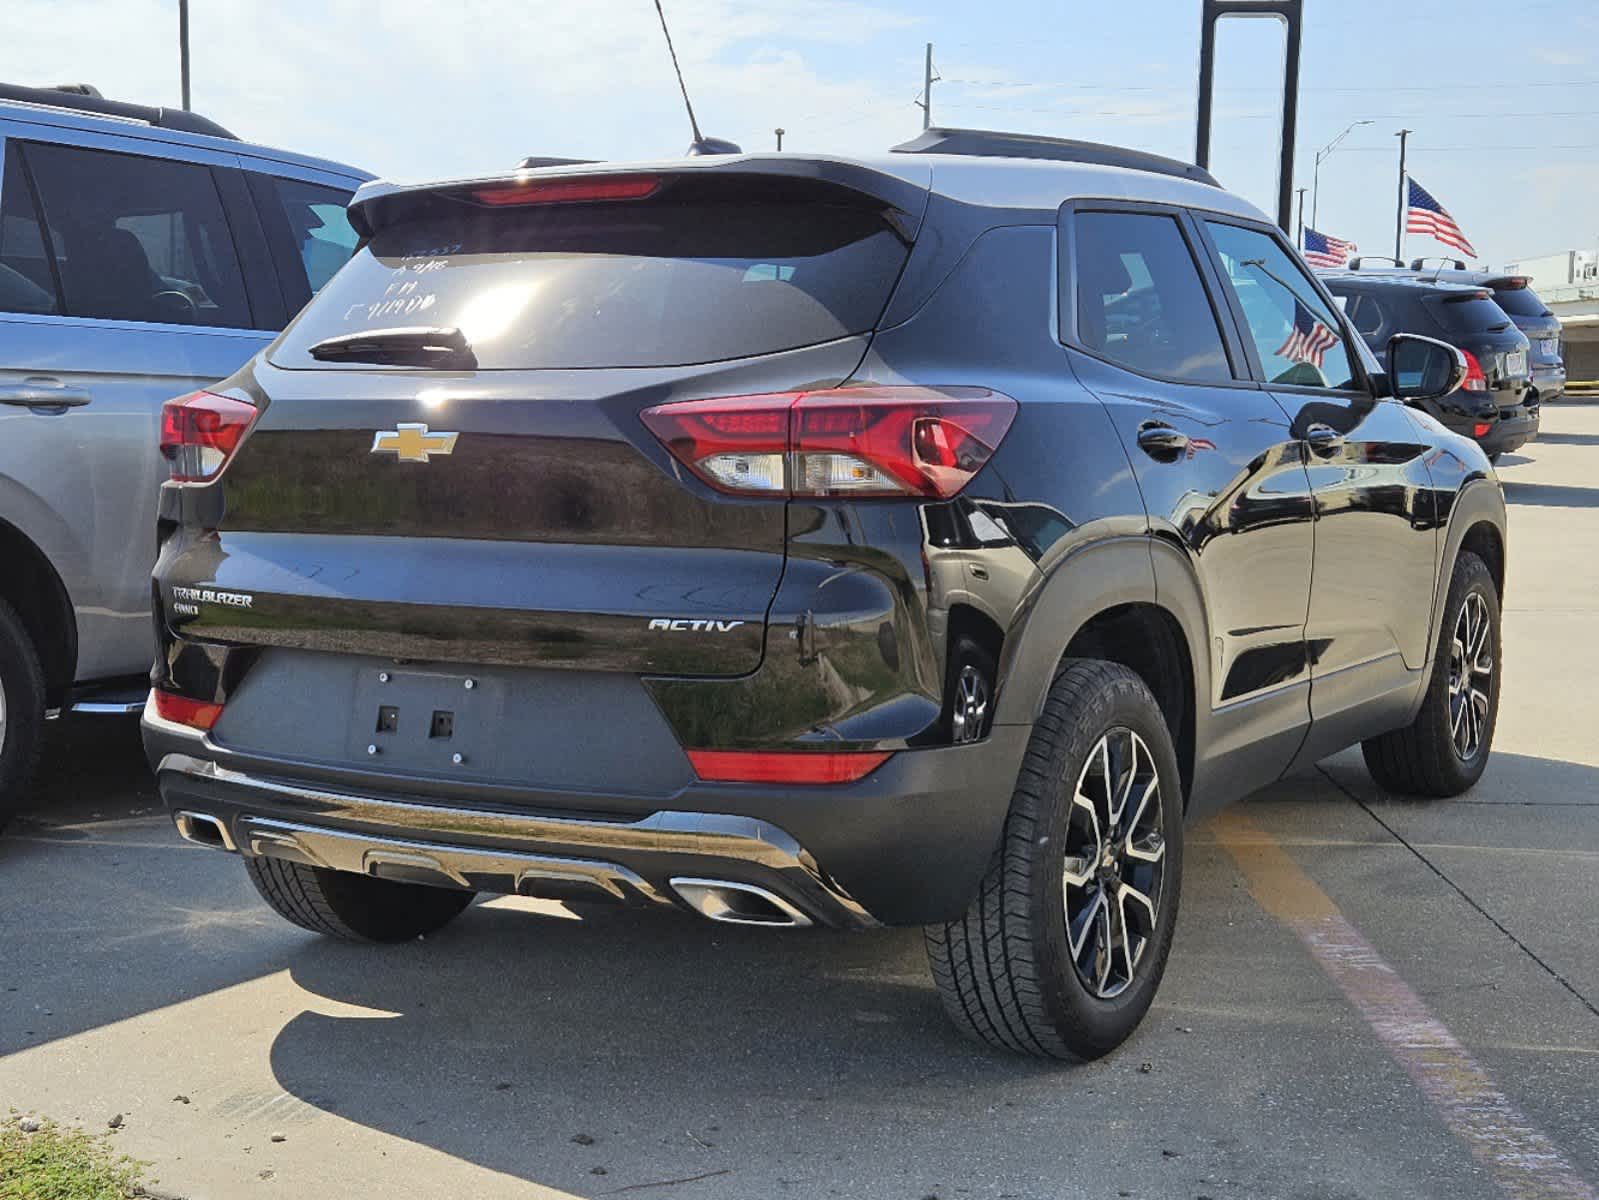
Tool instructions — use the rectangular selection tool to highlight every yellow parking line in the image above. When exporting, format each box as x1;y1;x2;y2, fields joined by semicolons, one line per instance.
1213;808;1597;1200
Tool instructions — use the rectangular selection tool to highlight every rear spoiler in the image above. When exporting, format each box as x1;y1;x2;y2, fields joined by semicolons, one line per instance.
347;157;932;241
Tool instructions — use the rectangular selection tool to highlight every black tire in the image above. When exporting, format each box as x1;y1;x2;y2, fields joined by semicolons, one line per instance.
944;634;997;744
244;855;475;942
1362;550;1500;797
925;660;1183;1060
0;597;46;834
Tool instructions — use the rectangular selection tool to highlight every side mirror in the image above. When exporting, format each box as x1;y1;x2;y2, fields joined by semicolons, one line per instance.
1387;333;1467;404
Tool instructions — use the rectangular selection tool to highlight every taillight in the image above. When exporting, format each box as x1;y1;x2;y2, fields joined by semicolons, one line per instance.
153;688;223;731
686;749;892;784
641;387;1018;499
1460;350;1488;392
160;391;258;482
1473;422;1493;438
470;174;660;207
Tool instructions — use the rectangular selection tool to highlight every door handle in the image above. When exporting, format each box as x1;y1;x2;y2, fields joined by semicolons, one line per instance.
1303;423;1343;457
0;379;92;409
1136;424;1190;460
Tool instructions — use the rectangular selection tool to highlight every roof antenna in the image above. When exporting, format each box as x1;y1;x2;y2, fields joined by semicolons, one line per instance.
652;0;741;156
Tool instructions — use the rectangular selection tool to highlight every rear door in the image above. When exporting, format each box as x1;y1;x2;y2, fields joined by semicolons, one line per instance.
164;172;918;681
0;124;273;682
1060;201;1315;779
1197;218;1438;746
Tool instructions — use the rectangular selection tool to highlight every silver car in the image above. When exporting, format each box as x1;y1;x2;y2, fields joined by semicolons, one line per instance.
0;83;369;820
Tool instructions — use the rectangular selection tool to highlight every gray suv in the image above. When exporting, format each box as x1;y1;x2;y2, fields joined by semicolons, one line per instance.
0;83;369;821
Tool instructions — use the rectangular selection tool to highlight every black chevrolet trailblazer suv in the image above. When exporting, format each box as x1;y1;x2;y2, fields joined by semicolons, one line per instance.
143;129;1507;1060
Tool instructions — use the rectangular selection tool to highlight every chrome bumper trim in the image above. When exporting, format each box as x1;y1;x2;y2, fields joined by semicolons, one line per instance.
158;755;878;928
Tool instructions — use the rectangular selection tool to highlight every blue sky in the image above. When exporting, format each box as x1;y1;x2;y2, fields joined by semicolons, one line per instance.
7;0;1598;266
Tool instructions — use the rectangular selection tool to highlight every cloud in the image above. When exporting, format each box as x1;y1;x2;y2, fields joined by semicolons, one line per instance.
0;0;924;179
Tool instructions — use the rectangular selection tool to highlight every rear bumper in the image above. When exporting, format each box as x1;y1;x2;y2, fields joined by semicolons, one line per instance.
145;699;1029;928
1444;409;1538;456
1530;364;1565;401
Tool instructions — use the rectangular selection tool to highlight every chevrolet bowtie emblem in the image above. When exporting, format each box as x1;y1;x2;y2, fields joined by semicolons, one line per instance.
371;423;458;463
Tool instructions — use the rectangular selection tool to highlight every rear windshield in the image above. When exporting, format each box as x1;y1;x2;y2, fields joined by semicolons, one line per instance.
1489;285;1550;319
272;188;909;370
1424;293;1512;335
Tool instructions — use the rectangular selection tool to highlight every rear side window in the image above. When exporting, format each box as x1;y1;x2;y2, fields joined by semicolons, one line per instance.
1341;290;1383;339
255;175;358;299
1489;285;1549;319
0;142;58;314
1204;221;1358;391
1425;292;1512;335
1072;210;1231;383
22;142;250;327
273;185;910;370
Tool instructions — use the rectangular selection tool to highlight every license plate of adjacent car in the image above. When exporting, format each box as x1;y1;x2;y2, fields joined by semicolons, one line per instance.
1504;350;1526;377
1540;338;1559;356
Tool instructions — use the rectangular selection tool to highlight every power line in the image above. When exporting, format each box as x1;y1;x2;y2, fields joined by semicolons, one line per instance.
939;76;1599;94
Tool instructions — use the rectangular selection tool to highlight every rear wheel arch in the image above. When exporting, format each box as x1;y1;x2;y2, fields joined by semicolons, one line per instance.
0;517;76;707
994;537;1202;806
1433;481;1507;646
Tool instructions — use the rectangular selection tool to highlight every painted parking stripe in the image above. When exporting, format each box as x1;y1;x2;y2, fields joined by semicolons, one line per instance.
1214;809;1597;1200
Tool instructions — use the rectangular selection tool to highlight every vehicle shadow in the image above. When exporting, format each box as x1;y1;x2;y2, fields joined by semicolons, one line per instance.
1499;480;1599;509
1525;431;1599;447
19;714;157;826
269;902;1063;1192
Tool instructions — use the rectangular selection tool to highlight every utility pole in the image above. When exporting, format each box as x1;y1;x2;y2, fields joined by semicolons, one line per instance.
774;127;784;151
917;42;937;130
1295;187;1307;247
1394;128;1411;263
178;0;191;110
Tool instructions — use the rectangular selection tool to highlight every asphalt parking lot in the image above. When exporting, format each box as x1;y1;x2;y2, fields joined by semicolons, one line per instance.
3;406;1596;1200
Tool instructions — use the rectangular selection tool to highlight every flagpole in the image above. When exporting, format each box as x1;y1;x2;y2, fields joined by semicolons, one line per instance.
1394;128;1411;264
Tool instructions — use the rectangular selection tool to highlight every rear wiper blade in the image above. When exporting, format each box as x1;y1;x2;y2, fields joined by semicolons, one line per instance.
308;326;477;368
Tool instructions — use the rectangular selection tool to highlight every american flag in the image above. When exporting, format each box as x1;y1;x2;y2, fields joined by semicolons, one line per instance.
1275;297;1341;369
1302;226;1356;269
1406;179;1477;258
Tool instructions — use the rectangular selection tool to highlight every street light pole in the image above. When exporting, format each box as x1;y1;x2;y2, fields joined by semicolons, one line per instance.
1295;187;1307;247
1310;119;1373;230
178;0;191;110
774;127;784;151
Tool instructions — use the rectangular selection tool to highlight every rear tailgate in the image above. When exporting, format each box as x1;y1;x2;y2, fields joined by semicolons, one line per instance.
159;166;922;680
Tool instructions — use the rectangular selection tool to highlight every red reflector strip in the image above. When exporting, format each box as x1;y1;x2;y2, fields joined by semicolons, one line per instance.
471;174;660;207
1473;422;1493;438
153;689;223;731
686;749;892;785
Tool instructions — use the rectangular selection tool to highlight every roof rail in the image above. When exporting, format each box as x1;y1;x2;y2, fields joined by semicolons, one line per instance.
1410;256;1467;271
1348;256;1405;270
0;82;236;140
516;156;601;170
890;126;1219;187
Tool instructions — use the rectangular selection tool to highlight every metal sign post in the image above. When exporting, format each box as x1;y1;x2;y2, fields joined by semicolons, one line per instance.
1195;0;1303;234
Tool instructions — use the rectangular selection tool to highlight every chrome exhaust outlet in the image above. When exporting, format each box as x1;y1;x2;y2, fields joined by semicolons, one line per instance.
670;877;812;928
173;811;236;852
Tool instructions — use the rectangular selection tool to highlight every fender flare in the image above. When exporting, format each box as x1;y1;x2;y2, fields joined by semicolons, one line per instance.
1419;476;1508;678
994;533;1210;728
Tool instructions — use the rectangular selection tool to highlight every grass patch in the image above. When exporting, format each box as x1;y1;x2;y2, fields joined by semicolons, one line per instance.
0;1116;147;1200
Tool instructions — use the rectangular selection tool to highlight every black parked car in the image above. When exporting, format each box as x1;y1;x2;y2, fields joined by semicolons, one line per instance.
1321;266;1537;461
1428;268;1565;405
143;129;1507;1060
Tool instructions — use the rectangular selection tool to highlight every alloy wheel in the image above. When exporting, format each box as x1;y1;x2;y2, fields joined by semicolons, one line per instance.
951;663;990;744
1061;727;1166;1000
1448;591;1493;760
